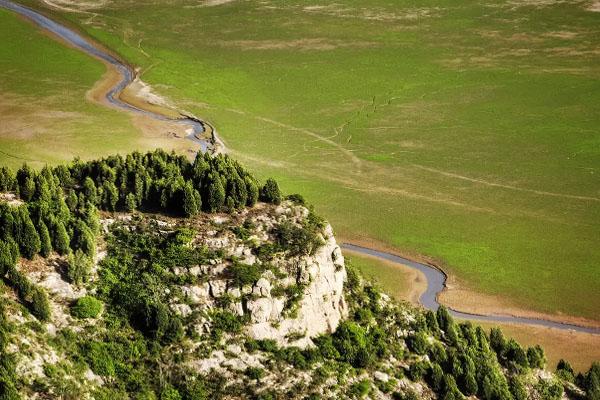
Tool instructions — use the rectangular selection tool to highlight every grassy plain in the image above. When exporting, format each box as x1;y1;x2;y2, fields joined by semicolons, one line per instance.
8;0;600;323
0;7;195;169
347;251;426;305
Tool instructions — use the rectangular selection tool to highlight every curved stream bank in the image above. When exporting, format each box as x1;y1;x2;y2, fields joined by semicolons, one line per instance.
342;244;600;335
0;0;214;152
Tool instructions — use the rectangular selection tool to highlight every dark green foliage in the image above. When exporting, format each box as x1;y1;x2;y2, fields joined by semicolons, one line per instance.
0;242;16;278
38;221;52;257
406;331;429;355
30;287;51;322
210;311;243;340
0;166;16;192
245;177;259;207
84;342;116;376
408;361;429;381
260;178;281;205
83;177;98;205
489;328;506;357
16;164;35;201
442;374;463;400
534;379;563;400
7;268;51;321
245;367;264;381
348;379;370;398
72;220;96;258
0;301;19;400
509;376;527;400
331;321;372;368
17;207;41;259
125;193;137;211
527;345;545;369
182;182;201;216
273;220;324;257
53;221;70;255
429;363;445;392
583;363;600;400
392;390;419;400
204;175;225;212
101;181;118;211
285;194;305;205
556;359;574;382
66;250;92;286
160;385;182;400
505;339;529;371
229;262;261;287
71;296;103;319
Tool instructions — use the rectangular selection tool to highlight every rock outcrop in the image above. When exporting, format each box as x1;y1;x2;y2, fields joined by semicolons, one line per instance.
246;224;347;347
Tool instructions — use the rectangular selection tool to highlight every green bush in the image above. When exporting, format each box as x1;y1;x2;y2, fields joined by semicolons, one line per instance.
229;262;261;287
348;379;370;398
71;296;103;319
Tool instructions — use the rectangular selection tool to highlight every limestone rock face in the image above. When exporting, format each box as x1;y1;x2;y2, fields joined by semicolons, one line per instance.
246;224;347;348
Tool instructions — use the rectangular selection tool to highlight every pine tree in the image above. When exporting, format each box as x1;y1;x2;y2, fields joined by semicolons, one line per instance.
125;193;137;212
84;205;100;235
18;208;41;259
102;181;119;211
39;221;52;257
30;287;51;321
245;176;259;207
16;164;35;201
260;178;281;205
73;221;96;259
205;176;225;212
53;221;70;255
66;250;92;286
509;376;527;400
182;183;200;217
0;242;14;277
0;166;16;192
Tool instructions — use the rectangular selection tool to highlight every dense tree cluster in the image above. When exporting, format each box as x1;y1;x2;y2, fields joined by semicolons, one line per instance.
0;150;281;325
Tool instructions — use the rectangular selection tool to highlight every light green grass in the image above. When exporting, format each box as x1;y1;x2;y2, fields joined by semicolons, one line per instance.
8;0;600;320
349;253;412;302
0;7;169;169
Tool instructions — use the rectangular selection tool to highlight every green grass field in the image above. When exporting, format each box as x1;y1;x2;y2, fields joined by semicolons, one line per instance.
348;252;413;302
0;6;194;169
4;0;600;321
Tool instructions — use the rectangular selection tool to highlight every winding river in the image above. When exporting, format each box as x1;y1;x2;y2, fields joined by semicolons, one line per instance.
342;244;600;335
2;0;599;335
0;0;212;152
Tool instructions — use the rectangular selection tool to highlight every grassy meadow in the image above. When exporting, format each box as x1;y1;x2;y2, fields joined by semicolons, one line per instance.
0;6;196;169
5;0;600;322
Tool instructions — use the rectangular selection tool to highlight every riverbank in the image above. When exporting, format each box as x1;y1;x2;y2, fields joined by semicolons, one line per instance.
0;0;220;154
342;241;600;334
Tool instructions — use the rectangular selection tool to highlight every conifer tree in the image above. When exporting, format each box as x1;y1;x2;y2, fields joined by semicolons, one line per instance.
125;193;137;212
182;183;200;217
260;178;282;205
53;221;70;255
205;175;225;212
245;176;259;207
18;207;41;259
39;221;52;257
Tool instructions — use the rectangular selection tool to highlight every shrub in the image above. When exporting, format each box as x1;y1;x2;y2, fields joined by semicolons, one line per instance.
30;287;51;322
229;262;261;287
71;296;103;319
348;379;370;398
245;367;264;381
